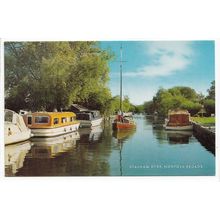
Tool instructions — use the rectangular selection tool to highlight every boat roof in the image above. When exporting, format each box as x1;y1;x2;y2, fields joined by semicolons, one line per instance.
27;112;76;117
168;109;190;115
5;109;17;114
70;104;89;112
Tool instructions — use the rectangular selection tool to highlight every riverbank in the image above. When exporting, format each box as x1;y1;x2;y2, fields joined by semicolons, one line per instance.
191;117;215;126
192;121;215;154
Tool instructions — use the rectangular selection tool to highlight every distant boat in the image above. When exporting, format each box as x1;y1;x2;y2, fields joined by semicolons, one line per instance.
164;110;193;131
5;109;32;145
112;114;136;130
68;104;103;128
112;45;136;130
23;112;80;137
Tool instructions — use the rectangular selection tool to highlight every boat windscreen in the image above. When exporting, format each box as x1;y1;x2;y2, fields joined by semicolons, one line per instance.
76;113;91;120
5;111;13;122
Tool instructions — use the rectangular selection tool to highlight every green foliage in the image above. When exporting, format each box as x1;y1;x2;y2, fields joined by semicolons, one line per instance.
144;101;155;115
203;99;215;115
146;86;205;116
133;104;144;113
168;86;198;100
98;95;135;116
180;100;202;115
207;80;215;100
5;42;113;112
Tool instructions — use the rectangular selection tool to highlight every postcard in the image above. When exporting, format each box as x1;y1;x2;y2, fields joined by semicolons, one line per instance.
4;41;215;176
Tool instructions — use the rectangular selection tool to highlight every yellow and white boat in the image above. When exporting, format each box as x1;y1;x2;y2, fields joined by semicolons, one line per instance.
23;112;80;137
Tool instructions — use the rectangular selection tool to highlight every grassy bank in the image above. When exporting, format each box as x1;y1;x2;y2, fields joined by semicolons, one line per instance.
191;117;215;126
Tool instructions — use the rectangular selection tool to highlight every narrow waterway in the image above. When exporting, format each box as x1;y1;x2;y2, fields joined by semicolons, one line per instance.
5;115;215;176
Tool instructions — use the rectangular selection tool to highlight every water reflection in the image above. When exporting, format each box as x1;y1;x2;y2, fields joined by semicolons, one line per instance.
78;126;103;144
73;125;111;176
5;141;32;176
16;132;80;176
113;129;136;176
165;130;193;144
29;132;80;158
152;124;196;145
6;115;215;176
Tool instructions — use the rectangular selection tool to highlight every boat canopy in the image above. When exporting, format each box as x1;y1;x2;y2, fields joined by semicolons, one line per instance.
167;109;191;126
23;112;78;129
70;104;89;113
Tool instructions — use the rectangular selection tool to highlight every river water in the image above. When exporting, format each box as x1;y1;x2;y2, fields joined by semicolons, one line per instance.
5;115;215;176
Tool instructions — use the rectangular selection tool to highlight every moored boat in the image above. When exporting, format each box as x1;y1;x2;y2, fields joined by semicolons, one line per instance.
75;110;103;128
5;109;32;145
112;114;136;130
164;110;193;131
68;104;103;128
23;112;80;137
112;45;136;131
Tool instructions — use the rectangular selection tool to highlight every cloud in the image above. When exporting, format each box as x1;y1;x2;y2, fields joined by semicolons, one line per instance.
124;41;193;77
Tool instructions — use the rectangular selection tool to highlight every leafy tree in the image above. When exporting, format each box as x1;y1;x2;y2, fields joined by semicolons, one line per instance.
207;80;215;100
5;42;113;112
180;100;202;116
145;86;205;116
144;101;155;115
133;104;144;113
168;86;198;100
203;99;215;115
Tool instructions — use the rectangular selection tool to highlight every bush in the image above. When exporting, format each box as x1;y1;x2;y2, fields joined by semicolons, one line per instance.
203;99;215;116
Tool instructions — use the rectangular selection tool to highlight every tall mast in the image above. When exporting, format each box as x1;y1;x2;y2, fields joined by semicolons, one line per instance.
120;45;123;112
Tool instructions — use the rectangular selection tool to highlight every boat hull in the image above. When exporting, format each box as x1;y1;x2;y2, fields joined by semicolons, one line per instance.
164;125;193;131
5;123;32;145
79;117;103;128
31;123;80;137
112;122;136;130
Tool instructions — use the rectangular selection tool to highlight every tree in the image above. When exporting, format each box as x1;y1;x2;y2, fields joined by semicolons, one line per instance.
146;86;203;116
207;80;215;100
203;99;215;116
133;104;144;114
144;101;155;115
5;42;113;112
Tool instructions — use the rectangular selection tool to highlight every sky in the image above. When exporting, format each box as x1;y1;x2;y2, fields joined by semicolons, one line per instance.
100;41;215;105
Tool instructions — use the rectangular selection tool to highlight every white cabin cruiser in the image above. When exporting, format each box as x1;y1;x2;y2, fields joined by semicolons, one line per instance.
5;109;32;145
76;110;103;128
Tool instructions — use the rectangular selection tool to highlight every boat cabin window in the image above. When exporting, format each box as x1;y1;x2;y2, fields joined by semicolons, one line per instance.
70;116;75;122
61;117;67;123
53;118;59;125
35;116;49;124
27;116;32;125
76;113;91;120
